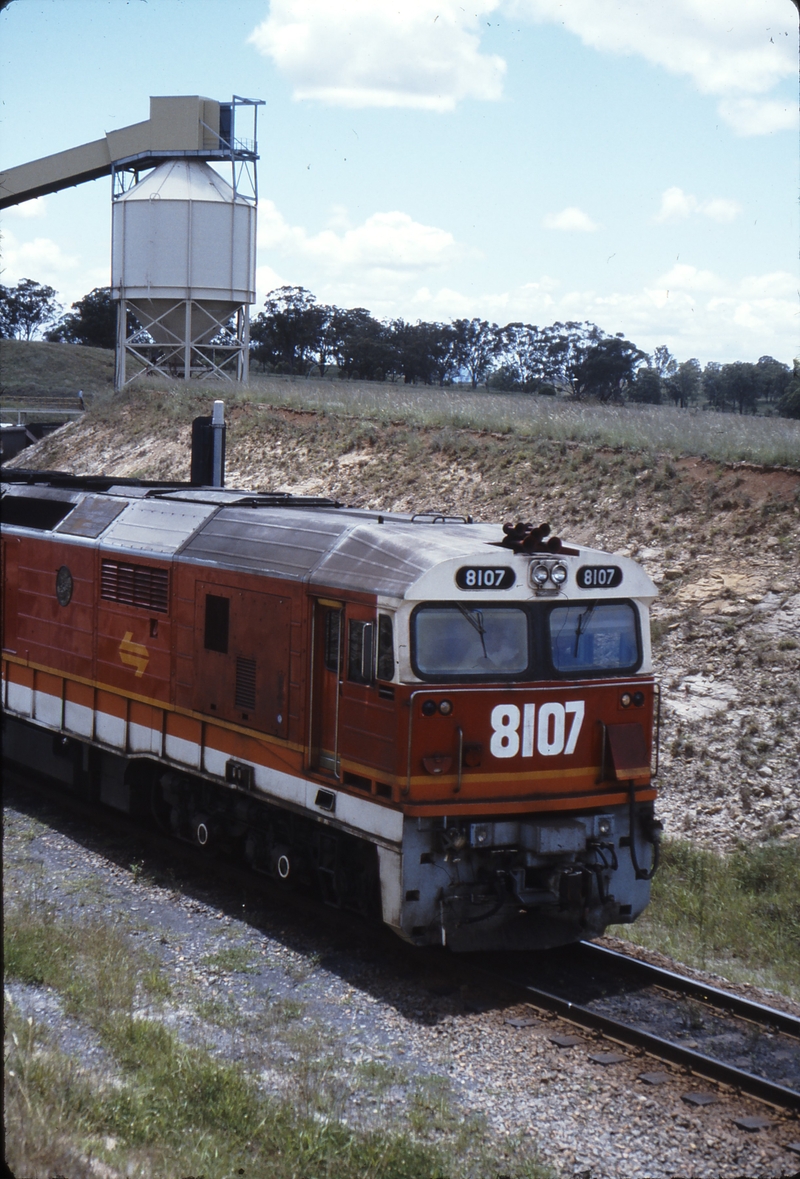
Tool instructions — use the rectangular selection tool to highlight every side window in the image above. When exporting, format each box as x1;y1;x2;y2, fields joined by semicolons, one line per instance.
324;609;342;673
204;594;230;653
377;614;394;681
348;620;375;685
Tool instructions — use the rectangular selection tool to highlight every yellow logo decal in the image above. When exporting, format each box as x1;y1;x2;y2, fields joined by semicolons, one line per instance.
119;632;149;677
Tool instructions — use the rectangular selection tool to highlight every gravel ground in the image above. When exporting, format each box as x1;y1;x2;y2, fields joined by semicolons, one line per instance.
5;783;800;1179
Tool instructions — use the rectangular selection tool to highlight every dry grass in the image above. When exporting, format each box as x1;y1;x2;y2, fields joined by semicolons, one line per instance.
232;374;800;467
5;342;799;466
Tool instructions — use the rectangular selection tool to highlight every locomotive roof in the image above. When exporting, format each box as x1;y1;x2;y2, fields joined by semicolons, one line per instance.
1;473;657;602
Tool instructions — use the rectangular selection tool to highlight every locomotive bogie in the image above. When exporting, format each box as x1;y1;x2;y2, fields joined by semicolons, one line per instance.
2;475;661;951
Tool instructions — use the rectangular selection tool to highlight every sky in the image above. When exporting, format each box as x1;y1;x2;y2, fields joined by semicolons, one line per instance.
1;0;798;365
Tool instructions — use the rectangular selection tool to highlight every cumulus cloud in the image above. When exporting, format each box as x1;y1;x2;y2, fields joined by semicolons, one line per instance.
0;229;79;286
3;197;48;219
257;200;462;276
249;0;505;111
542;207;598;232
390;264;796;363
654;187;742;224
512;0;796;135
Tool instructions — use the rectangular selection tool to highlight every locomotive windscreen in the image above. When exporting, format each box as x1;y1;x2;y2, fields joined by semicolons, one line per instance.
549;602;640;675
412;605;529;677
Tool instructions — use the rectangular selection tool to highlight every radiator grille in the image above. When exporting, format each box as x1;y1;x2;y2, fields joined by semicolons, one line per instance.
235;657;257;711
101;560;169;613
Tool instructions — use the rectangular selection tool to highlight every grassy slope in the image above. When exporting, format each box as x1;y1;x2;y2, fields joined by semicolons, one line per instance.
0;339;115;398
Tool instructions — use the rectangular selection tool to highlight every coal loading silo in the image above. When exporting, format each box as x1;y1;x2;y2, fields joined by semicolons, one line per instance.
112;157;256;385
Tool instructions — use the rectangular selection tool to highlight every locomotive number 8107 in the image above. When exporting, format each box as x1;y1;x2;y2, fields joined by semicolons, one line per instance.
2;436;661;952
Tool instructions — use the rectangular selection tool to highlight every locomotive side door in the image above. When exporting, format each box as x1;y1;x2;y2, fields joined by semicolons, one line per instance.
309;599;343;776
192;583;290;737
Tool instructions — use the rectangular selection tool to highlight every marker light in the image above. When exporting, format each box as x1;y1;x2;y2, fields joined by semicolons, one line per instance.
439;699;453;716
620;692;632;708
422;700;437;716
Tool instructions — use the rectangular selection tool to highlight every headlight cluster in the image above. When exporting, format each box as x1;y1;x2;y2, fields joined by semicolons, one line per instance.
422;698;453;717
530;561;568;590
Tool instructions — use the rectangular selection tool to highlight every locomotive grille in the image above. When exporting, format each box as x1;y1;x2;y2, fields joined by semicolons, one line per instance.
101;560;169;613
235;657;257;711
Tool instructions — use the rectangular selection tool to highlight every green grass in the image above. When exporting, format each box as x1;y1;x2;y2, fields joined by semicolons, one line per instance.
4;894;553;1178
201;944;260;973
0;338;114;399
609;838;800;999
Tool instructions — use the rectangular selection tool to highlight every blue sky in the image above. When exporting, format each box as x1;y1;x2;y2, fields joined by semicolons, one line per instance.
1;0;797;365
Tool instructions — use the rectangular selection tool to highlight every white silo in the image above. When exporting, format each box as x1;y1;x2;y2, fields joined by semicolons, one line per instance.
111;158;256;386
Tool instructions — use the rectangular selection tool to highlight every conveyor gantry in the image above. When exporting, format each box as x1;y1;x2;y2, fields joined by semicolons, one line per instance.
0;95;261;210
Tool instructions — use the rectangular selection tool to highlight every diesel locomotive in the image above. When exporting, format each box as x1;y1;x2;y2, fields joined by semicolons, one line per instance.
2;455;661;951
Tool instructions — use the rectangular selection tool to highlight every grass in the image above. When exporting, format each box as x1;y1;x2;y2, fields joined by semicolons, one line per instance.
609;838;800;1000
7;342;800;466
0;338;114;399
4;890;553;1178
201;944;260;973
234;376;800;467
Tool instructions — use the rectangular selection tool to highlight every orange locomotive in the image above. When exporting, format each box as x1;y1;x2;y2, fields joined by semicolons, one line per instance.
2;467;661;951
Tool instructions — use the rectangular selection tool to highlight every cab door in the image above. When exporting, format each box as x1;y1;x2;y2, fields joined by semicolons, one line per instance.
309;599;343;775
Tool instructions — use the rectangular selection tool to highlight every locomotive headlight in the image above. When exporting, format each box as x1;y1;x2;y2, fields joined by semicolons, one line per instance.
551;563;568;585
531;563;550;586
438;699;453;716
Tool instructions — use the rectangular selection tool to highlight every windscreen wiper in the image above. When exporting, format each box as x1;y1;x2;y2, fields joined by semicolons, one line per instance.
574;604;596;657
458;604;489;660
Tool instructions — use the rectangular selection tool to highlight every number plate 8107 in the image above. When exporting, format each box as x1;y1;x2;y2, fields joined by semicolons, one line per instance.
456;566;516;590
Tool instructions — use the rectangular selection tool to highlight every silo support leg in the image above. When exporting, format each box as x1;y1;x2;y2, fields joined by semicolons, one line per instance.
184;301;192;380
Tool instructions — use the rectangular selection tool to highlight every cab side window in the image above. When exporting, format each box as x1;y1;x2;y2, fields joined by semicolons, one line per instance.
377;614;394;681
348;620;375;684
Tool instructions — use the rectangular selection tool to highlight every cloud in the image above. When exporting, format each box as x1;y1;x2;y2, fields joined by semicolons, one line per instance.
543;207;599;232
3;197;48;219
257;200;462;277
0;229;79;286
250;0;506;111
387;264;797;363
513;0;796;135
654;187;742;224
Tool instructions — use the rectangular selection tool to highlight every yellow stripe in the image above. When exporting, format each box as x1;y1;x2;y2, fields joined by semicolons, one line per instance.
407;765;605;787
1;654;304;754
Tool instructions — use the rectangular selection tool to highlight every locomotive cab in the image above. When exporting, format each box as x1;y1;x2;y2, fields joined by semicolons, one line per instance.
363;531;660;950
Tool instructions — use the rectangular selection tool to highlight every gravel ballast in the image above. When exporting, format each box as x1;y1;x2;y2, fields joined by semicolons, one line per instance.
5;781;799;1179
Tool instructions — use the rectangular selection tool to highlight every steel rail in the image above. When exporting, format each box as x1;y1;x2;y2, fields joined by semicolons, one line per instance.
579;940;800;1040
475;965;800;1112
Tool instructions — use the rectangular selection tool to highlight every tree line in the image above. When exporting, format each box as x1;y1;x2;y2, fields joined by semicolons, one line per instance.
2;277;798;419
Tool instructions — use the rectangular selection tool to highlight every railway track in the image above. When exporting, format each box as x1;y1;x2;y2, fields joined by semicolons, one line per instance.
8;763;800;1120
479;942;800;1114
